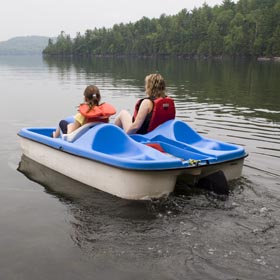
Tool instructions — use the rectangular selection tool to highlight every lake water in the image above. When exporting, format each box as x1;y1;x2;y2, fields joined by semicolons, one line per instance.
1;55;280;280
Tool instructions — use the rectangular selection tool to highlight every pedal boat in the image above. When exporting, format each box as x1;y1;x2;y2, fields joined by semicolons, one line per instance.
18;119;247;200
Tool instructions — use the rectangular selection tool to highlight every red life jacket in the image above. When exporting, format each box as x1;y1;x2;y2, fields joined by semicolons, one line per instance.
79;102;116;123
133;97;176;134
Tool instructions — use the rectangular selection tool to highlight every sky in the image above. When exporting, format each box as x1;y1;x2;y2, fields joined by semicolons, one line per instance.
0;0;231;42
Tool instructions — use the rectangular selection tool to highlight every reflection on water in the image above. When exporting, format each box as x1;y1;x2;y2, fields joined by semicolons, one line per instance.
17;155;280;279
17;155;159;250
43;56;280;121
17;155;157;219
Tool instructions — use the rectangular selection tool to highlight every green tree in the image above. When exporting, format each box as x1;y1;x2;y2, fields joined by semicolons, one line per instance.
43;0;280;58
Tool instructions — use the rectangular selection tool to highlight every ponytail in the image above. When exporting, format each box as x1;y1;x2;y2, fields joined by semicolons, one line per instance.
83;85;101;112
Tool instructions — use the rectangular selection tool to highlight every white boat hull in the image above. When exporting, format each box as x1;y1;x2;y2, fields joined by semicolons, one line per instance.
20;138;180;200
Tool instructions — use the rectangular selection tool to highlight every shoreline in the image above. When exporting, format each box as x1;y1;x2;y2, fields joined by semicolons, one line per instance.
257;57;280;62
42;53;280;62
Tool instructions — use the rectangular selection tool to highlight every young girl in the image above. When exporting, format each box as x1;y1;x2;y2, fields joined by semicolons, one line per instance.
114;73;175;134
53;85;116;138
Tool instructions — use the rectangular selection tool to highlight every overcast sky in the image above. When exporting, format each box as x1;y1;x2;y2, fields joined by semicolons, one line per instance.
0;0;233;42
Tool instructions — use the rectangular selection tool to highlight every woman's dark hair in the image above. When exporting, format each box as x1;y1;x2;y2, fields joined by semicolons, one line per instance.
83;85;101;110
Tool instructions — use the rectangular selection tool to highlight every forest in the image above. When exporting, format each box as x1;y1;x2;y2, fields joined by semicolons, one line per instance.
43;0;280;58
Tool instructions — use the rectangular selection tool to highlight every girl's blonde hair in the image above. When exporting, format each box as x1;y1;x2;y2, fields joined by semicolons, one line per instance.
145;73;166;98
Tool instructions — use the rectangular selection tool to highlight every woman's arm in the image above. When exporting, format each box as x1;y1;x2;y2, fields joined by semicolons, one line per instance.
126;99;153;134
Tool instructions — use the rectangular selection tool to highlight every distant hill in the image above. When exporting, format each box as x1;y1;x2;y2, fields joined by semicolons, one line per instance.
0;36;51;55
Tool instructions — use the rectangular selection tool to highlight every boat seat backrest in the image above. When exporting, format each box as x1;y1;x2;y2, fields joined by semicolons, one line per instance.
61;122;101;142
172;121;202;144
147;120;202;144
92;125;140;155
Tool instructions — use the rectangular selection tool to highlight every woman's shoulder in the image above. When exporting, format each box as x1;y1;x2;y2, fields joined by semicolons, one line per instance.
139;98;154;107
138;98;154;114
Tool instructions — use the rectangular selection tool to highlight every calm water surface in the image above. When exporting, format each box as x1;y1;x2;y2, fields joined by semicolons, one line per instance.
0;55;280;280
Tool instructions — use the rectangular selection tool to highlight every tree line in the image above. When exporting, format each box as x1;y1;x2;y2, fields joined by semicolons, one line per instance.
43;0;280;58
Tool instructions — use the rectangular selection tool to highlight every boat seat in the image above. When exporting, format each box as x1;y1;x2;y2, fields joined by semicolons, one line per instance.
135;119;246;160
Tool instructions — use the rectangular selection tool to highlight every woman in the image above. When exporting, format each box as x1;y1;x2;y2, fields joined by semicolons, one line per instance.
114;73;175;134
53;85;116;138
